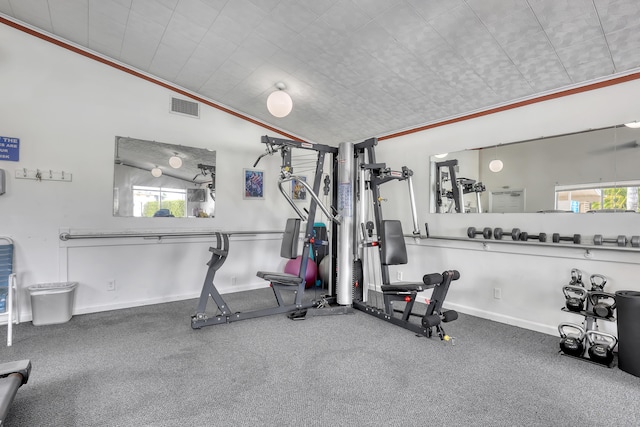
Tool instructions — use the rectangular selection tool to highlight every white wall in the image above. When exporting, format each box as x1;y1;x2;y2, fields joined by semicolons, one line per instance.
0;24;304;321
376;77;640;336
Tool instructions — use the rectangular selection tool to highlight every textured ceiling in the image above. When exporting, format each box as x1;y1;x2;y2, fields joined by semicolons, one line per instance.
2;0;640;144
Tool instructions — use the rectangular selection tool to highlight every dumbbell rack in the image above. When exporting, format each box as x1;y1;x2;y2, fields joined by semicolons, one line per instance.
560;297;617;368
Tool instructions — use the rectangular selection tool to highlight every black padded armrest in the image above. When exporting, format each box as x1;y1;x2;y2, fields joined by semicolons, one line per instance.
0;360;31;386
381;282;424;293
256;271;303;286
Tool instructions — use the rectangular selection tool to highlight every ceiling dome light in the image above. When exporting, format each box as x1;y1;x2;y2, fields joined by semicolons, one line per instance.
489;159;504;173
267;82;293;118
624;122;640;128
151;167;163;177
169;154;182;169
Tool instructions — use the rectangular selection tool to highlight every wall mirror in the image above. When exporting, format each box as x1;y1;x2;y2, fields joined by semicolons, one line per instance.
113;136;216;218
431;124;640;214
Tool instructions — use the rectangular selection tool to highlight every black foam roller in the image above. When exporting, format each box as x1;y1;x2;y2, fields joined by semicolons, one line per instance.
423;273;443;286
616;291;640;378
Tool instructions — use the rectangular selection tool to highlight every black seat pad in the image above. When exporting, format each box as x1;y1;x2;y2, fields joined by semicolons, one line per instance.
256;271;302;286
381;282;424;293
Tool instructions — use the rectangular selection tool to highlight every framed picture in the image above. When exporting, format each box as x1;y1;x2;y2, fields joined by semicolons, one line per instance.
243;168;264;199
291;176;307;201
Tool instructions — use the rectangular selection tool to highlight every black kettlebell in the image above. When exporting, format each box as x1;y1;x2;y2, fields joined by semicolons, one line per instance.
586;330;617;365
588;291;616;318
569;268;584;286
558;323;586;357
563;285;587;312
589;274;607;291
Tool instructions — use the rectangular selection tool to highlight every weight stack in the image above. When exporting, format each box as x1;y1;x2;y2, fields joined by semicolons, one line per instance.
615;290;640;377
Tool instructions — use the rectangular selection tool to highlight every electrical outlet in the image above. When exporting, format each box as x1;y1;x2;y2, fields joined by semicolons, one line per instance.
397;271;403;281
494;287;501;299
107;280;116;292
231;276;237;286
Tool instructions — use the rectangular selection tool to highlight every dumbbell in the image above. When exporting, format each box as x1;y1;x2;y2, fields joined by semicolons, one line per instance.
493;227;521;240
519;232;547;242
593;234;627;246
631;236;640;248
552;233;581;244
467;227;492;239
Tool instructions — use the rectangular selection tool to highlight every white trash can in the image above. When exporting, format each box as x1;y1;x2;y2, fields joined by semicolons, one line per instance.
28;282;78;326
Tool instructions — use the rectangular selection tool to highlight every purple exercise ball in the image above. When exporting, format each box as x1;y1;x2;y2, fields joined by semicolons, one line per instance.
284;256;317;288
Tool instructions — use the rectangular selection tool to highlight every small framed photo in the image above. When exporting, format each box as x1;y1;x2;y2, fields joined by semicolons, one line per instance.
292;176;307;201
243;168;264;199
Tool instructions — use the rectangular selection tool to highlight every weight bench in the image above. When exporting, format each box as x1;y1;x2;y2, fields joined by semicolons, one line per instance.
0;359;31;423
192;219;323;328
355;220;459;340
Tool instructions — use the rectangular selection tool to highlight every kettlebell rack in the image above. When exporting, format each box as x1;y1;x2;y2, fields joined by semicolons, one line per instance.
559;269;618;368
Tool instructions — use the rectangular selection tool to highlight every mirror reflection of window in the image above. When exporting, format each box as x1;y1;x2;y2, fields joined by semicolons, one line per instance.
132;186;187;217
113;137;216;218
555;181;640;213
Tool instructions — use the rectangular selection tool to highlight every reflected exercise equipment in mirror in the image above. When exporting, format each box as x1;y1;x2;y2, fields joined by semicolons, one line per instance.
430;124;640;214
113;136;216;218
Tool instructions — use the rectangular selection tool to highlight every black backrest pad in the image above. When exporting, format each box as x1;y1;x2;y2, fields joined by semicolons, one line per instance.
381;220;408;265
280;218;301;259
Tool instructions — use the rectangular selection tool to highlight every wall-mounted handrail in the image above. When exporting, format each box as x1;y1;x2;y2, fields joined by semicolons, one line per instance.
59;230;284;241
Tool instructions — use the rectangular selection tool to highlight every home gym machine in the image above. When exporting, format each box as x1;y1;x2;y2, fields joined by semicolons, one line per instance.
191;136;342;329
337;138;460;340
435;159;485;213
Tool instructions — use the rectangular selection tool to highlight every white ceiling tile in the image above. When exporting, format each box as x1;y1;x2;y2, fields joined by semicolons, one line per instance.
320;0;371;34
565;57;615;83
130;0;175;27
298;16;346;49
9;0;53;32
164;11;208;45
148;42;193;80
555;35;611;68
246;0;280;14
0;1;12;14
595;0;640;33
89;0;129;25
606;24;640;71
466;0;530;24
351;0;402;19
269;1;318;33
502;31;555;65
174;0;220;29
213;8;264;43
482;7;542;46
406;0;465;21
49;1;89;45
515;54;572;91
375;2;427;39
303;0;338;16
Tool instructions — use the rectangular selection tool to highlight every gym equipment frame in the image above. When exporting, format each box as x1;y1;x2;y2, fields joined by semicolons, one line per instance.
350;138;460;340
192;136;341;329
434;159;485;213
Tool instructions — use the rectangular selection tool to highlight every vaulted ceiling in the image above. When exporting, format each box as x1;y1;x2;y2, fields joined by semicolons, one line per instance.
1;0;639;144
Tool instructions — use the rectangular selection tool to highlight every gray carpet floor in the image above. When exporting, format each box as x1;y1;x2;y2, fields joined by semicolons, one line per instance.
3;287;640;426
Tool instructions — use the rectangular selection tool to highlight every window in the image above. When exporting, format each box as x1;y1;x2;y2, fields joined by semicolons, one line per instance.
555;181;640;213
132;185;187;217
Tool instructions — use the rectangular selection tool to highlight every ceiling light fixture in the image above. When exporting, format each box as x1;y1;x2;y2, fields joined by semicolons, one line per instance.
624;121;640;128
489;145;503;173
169;153;182;169
151;166;163;177
267;82;293;118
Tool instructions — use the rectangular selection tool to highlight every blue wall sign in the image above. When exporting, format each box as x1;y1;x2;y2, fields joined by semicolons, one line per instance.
0;136;19;162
